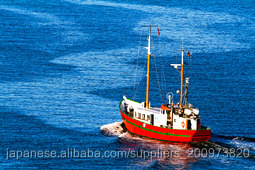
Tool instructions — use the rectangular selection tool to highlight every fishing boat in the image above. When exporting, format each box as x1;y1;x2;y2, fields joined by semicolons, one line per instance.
119;25;211;142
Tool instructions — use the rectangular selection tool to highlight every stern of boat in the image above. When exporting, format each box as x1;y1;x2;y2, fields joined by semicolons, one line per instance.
191;128;211;142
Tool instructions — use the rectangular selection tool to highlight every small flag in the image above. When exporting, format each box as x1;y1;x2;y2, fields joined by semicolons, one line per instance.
187;51;192;58
157;26;160;36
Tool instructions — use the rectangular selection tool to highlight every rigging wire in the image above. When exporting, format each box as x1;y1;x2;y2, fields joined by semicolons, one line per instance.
187;50;193;104
127;26;168;104
151;35;164;104
124;27;143;96
161;67;166;99
132;27;143;97
133;58;147;100
162;62;167;100
157;32;167;103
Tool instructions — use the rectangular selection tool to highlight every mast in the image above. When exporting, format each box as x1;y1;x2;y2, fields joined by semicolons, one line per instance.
146;25;151;109
180;46;184;108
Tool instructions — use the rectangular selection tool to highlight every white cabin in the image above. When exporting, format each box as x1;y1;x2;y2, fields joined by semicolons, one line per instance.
122;96;201;130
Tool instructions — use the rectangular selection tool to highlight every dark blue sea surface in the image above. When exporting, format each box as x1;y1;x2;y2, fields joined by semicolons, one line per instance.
0;0;254;169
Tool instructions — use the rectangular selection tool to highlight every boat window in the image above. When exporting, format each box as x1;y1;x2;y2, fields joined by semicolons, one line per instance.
142;114;145;120
138;113;141;119
135;112;137;117
147;115;150;121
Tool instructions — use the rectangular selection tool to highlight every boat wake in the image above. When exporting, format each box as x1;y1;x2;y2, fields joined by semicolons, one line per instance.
100;121;255;163
100;121;127;136
213;134;255;143
210;134;255;155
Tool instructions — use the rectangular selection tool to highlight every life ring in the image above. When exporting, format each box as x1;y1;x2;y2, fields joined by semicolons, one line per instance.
181;121;185;128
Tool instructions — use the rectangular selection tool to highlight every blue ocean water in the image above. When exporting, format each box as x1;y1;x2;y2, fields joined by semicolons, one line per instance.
0;0;254;168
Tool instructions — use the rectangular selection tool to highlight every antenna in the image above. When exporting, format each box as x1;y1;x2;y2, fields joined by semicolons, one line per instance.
182;38;184;51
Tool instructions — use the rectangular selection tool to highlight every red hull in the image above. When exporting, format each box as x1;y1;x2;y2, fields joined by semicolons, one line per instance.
120;109;211;143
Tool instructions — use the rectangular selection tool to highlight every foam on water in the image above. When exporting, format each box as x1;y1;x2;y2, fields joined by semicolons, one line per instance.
0;78;118;132
0;5;89;49
100;120;255;164
50;48;142;90
100;121;126;136
0;47;143;132
1;0;254;168
64;0;248;53
0;5;61;24
229;138;255;156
